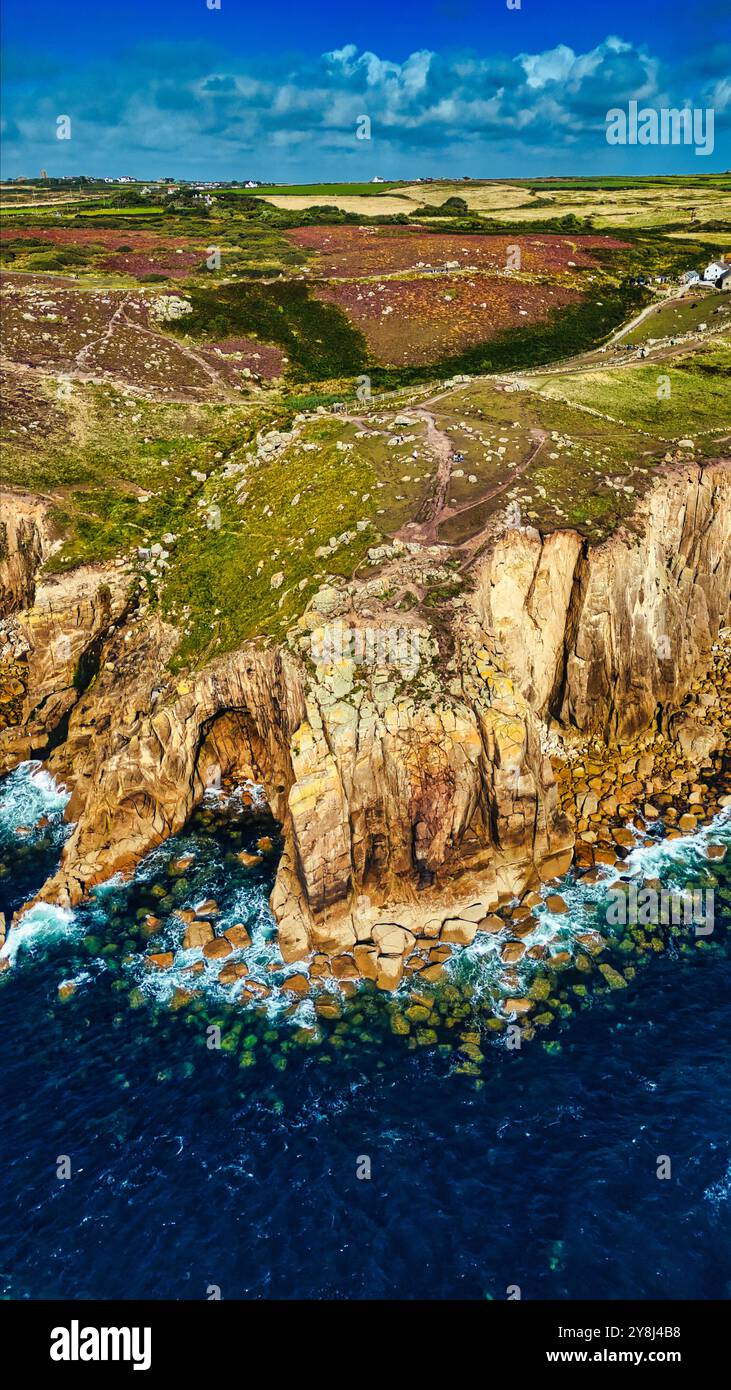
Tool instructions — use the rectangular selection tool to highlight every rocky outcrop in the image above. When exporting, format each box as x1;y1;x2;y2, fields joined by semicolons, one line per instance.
271;613;572;961
0;560;133;769
35;637;307;911
0;489;56;616
19;600;571;969
470;526;582;717
471;461;731;739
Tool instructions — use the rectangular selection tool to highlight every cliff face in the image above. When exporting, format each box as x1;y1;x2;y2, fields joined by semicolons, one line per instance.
0;560;132;770
10;587;571;966
272;615;572;961
0;490;56;617
1;461;729;979
471;461;731;739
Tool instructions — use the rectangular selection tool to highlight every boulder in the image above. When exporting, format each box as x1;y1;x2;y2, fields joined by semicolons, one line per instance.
282;972;310;995
503;997;533;1015
202;937;233;959
372;923;415;956
218;961;249;984
224;923;252;949
194;898;220;918
376;955;404;991
331;954;359;979
478;914;505;934
183;921;215;950
440;918;478;945
354;944;379;980
145;952;174;971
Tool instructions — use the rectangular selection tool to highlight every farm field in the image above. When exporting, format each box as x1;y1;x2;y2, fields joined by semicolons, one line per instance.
530;335;731;439
256;175;731;230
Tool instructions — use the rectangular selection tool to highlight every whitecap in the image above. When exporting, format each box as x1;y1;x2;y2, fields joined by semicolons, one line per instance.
0;901;79;965
447;804;731;1005
0;760;70;836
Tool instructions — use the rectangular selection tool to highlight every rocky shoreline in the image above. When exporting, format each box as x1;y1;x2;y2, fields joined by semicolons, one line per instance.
1;459;730;1024
0;643;728;1075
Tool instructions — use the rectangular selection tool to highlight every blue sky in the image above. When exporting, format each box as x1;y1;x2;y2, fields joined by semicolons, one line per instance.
2;0;729;180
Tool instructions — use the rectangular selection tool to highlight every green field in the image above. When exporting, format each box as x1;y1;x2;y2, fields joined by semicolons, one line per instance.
532;337;731;437
615;292;729;344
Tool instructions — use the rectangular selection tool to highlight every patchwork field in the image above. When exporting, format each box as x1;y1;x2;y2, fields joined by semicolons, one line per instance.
0;220;645;388
257;175;731;231
4;174;724;392
2;177;729;668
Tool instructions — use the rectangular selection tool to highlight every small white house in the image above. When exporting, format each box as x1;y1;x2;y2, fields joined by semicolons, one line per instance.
703;261;730;283
682;270;700;284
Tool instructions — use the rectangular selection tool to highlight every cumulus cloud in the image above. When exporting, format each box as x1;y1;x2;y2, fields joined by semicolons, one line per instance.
1;36;727;179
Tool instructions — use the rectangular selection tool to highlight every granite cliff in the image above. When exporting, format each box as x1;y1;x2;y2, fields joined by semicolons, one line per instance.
1;458;729;984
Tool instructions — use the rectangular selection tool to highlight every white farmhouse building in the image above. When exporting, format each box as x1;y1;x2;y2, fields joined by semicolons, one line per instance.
703;261;730;284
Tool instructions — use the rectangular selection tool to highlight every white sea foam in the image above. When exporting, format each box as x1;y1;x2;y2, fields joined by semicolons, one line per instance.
704;1157;731;1209
0;901;79;964
126;864;313;1022
0;760;70;834
447;806;731;1003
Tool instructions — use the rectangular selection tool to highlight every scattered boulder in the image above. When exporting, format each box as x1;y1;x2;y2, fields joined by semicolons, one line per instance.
503;997;533;1015
218;961;249;984
145;952;174;971
372;924;415;956
376;955;404;991
224;923;253;949
354;944;379;980
202;937;233;959
237;850;262;869
478;914;505;934
194;898;219;918
183;921;215;950
599;963;628;990
282;972;310;995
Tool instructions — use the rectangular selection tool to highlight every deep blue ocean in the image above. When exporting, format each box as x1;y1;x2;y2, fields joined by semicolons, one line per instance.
1;761;729;1301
